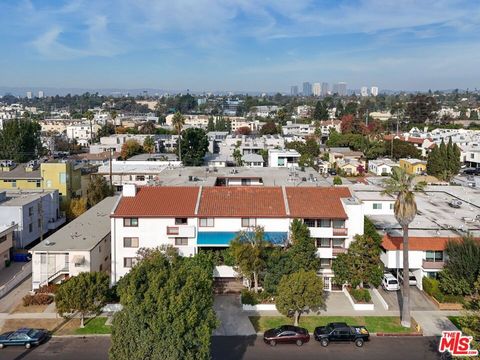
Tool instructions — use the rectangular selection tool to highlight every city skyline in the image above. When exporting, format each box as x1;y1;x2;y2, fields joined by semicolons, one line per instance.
1;1;480;92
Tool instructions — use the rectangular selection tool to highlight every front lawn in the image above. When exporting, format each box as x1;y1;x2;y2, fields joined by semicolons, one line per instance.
74;317;111;335
249;316;418;334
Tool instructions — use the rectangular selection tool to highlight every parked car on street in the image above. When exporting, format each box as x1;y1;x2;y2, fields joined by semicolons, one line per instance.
448;199;462;208
328;168;337;175
0;328;49;349
463;168;480;176
382;273;400;291
263;325;310;346
314;322;369;347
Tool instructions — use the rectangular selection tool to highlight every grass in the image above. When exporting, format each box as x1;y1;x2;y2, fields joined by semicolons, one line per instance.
74;317;111;335
0;319;63;333
447;316;462;330
249;316;419;334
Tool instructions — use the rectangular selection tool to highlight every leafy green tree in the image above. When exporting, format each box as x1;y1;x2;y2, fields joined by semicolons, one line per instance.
110;249;217;360
332;234;383;288
143;136;155;154
289;219;320;272
233;148;243;166
457;277;480;354
96;123;116;140
439;237;480;296
391;139;421;160
446;137;461;177
230;226;270;293
470;110;479;120
263;248;293;295
120;139;144;159
333;176;342;185
405;94;439;123
67;197;87;220
276;270;325;326
426;146;443;178
207;116;215;132
139;121;156;134
383;167;426;328
260;120;279;135
56;272;109;327
0;119;42;162
313;101;329;121
86;174;113;208
179;128;209;166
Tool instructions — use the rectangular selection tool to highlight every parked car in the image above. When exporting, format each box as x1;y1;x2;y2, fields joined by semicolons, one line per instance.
263;325;310;347
0;328;49;349
399;270;417;286
382;273;400;291
448;199;462;208
463;168;480;176
328;168;337;176
314;322;369;347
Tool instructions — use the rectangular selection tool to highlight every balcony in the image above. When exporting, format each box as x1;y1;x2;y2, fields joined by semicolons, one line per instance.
332;228;348;236
422;260;445;270
166;226;196;238
332;247;347;256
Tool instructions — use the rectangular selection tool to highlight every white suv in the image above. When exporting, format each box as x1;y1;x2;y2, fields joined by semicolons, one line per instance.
382;273;400;291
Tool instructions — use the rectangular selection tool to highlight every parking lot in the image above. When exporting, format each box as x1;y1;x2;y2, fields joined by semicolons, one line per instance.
379;286;436;311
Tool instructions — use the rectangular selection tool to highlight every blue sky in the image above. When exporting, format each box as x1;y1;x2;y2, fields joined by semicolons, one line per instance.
1;0;480;92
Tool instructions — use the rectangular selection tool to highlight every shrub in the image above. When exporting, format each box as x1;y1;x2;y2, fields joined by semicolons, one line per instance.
22;293;54;306
241;289;259;305
422;277;463;304
349;288;372;303
36;283;59;294
333;176;342;185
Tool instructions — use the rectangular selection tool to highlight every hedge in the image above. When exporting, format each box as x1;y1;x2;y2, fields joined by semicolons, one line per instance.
422;277;464;304
22;293;54;306
349;288;372;303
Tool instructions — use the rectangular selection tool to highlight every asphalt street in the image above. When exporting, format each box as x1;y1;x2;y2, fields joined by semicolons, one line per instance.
0;335;445;360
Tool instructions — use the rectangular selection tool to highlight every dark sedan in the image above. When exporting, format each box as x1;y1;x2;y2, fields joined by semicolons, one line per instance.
0;328;49;349
263;325;310;347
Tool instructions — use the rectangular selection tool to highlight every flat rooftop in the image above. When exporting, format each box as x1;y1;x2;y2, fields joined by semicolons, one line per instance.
0;190;57;207
31;196;119;252
352;183;480;238
150;166;331;187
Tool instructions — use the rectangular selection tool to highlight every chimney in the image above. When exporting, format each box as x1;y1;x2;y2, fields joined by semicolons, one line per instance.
122;184;137;197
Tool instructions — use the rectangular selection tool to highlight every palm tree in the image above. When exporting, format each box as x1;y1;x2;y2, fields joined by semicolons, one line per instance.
382;167;425;328
85;111;95;144
171;111;185;163
110;110;118;134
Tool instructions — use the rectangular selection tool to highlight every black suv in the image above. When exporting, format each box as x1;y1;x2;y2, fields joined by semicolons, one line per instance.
314;322;369;347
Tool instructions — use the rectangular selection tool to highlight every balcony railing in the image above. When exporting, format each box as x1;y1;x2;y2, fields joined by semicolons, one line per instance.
332;247;347;256
167;226;179;235
422;260;445;269
332;228;348;236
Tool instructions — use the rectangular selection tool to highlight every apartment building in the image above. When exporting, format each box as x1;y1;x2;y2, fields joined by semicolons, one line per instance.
399;158;427;175
0;224;16;270
30;196;117;290
110;185;364;290
0;161;82;207
66;123;101;146
268;149;301;168
0;190;64;248
368;159;398;176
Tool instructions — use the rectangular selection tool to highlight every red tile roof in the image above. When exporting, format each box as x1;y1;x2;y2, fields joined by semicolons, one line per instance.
383;135;430;145
286;187;351;219
381;234;462;251
198;187;286;217
113;186;199;217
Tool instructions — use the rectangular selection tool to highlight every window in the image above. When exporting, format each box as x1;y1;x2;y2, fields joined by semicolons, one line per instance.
323;277;331;291
389;203;394;210
199;218;214;227
99;245;102;253
175;237;188;246
59;172;67;184
28;207;34;216
36;180;41;188
332;239;344;248
316;238;331;248
123;218;138;227
123;237;139;248
135;175;145;181
40;253;46;264
304;219;316;227
241;218;256;227
241;179;251;186
332;220;345;228
426;250;443;262
123;257;138;268
99;264;103;271
175;218;188;225
320;258;332;267
29;223;33;233
319;219;331;228
373;203;382;210
0;235;6;244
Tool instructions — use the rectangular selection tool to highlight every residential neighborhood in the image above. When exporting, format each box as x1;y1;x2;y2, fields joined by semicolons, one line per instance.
1;1;480;359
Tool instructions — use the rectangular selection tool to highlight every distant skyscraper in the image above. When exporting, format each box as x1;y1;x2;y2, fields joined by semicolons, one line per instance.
337;82;347;96
38;91;44;98
321;82;329;96
26;91;32;99
360;86;368;97
290;85;298;96
312;83;321;97
302;82;312;96
371;86;379;97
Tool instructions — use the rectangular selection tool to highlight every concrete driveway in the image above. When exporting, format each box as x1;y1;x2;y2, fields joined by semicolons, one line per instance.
379;286;436;311
213;294;256;336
